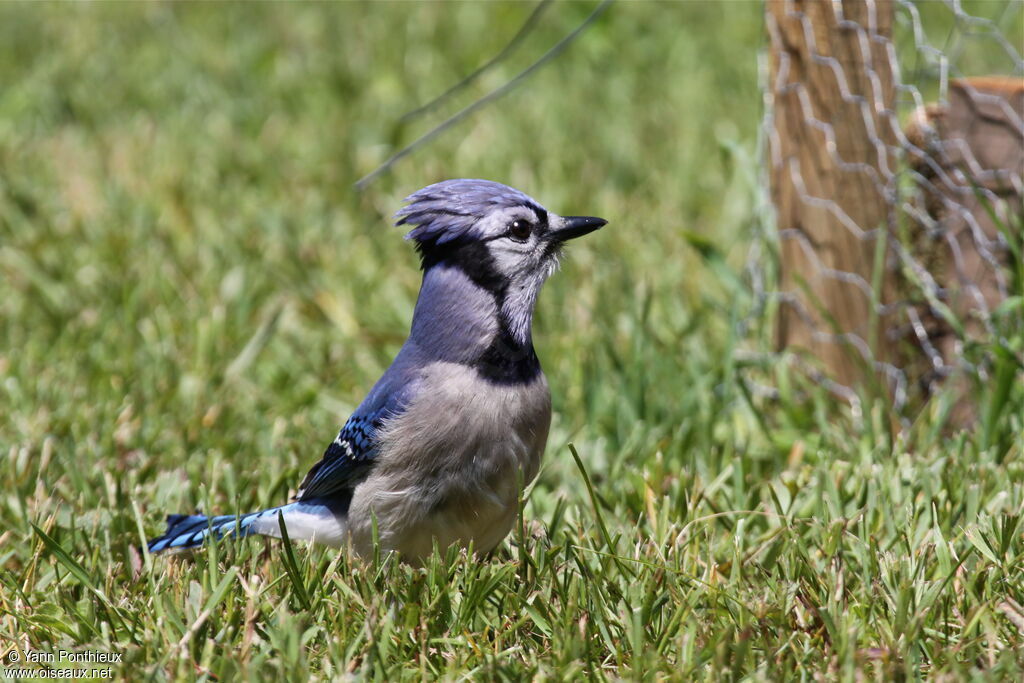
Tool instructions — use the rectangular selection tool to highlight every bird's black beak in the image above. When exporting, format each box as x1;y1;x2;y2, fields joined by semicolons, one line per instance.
550;216;607;242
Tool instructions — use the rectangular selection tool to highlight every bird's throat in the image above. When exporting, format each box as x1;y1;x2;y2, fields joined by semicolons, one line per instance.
410;263;541;384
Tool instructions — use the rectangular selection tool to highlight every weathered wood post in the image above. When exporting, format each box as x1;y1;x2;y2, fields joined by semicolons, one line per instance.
904;77;1023;423
766;0;899;394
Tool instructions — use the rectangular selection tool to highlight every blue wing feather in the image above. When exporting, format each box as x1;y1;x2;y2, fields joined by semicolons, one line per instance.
296;360;420;500
295;408;387;499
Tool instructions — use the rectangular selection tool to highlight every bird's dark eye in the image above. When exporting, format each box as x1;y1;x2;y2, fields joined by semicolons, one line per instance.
508;219;532;241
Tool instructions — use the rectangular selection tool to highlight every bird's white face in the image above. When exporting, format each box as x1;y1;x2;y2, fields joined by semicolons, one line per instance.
473;205;606;344
477;205;561;285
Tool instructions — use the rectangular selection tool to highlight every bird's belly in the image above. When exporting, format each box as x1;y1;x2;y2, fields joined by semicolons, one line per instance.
348;440;542;560
406;452;534;557
346;361;551;561
389;498;516;560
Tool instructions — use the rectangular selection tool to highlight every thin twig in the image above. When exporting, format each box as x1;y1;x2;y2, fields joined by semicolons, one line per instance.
399;0;553;124
355;0;613;191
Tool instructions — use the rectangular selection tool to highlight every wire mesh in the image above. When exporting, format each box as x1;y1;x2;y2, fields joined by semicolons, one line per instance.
745;0;1023;423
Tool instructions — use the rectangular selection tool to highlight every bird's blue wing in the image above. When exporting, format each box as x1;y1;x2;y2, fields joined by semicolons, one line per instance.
295;409;386;499
296;364;419;501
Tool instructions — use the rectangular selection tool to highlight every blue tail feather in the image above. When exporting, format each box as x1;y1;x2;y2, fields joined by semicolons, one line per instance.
147;506;289;553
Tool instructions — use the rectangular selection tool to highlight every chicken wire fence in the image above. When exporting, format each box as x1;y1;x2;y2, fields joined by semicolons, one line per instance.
743;0;1023;424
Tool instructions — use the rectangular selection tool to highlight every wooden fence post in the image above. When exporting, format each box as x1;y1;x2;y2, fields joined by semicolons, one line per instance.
767;0;899;393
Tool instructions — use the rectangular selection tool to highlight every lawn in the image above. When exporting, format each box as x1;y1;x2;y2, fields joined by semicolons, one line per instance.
1;1;1022;679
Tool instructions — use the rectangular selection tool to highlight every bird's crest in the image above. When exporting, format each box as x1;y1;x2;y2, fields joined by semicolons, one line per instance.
395;179;544;247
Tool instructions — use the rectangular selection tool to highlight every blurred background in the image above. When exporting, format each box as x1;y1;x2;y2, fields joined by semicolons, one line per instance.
2;0;1022;534
2;2;1023;677
0;1;766;517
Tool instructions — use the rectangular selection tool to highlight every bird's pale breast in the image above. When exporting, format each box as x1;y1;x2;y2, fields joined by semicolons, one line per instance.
346;361;551;559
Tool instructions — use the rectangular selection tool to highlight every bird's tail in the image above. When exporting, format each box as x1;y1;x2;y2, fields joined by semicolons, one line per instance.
146;506;291;553
147;499;349;553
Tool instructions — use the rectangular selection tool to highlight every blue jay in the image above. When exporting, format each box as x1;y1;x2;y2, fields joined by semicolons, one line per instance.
147;179;606;561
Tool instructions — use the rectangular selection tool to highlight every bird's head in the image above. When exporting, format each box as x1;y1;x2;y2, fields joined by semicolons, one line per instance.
395;179;606;360
395;178;606;292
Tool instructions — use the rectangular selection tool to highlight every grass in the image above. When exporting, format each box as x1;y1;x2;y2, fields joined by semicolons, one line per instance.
1;1;1022;679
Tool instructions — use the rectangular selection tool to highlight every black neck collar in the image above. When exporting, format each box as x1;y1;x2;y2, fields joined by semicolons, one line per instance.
418;243;541;385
